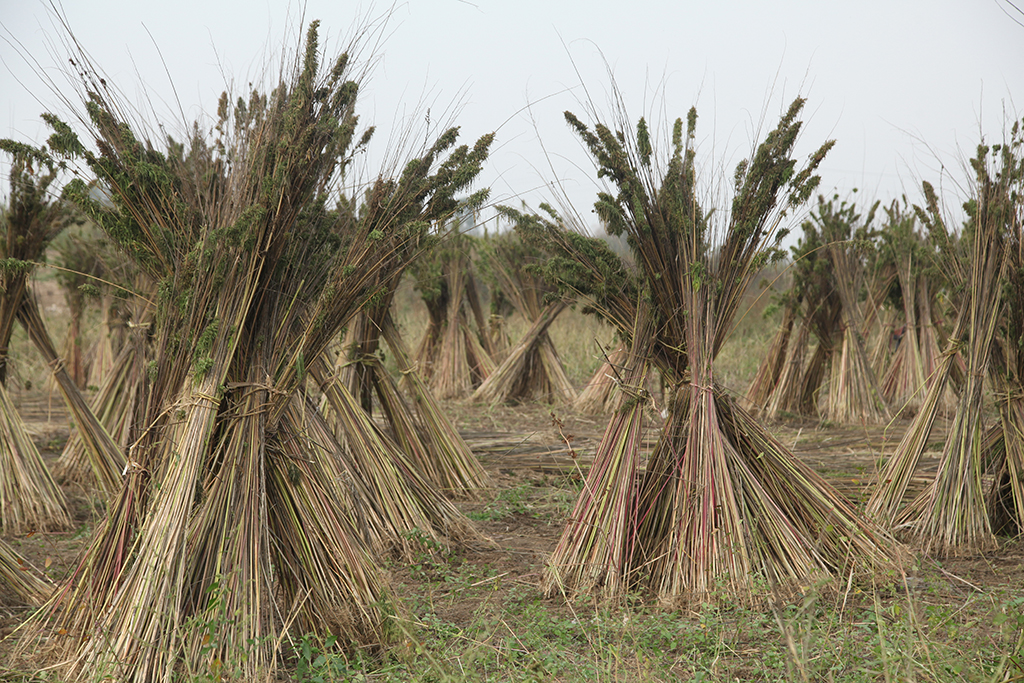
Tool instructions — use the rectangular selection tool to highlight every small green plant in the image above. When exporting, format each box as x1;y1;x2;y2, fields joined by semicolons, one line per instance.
403;528;453;582
293;634;352;683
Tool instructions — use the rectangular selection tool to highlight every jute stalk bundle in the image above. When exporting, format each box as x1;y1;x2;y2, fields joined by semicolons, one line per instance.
20;21;492;680
542;307;655;598
474;231;577;405
818;198;891;424
0;142;72;534
753;221;841;420
516;98;900;604
414;234;495;398
871;129;1021;556
877;201;952;414
745;301;798;413
0;539;52;606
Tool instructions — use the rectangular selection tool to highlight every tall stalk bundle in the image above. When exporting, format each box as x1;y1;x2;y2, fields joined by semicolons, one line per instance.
916;279;954;406
902;157;1011;555
413;231;495;398
0;142;74;382
516;98;898;604
859;243;897;377
287;385;477;558
746;299;798;413
49;222;108;389
486;286;514;362
18;292;127;497
0;379;68;534
331;310;489;498
21;22;492;681
471;299;574;404
473;231;577;405
866;306;968;524
983;125;1024;538
877;200;951;413
866;184;971;523
85;294;116;391
818;198;891;423
0;142;73;533
756;221;841;420
381;313;490;494
573;342;629;414
877;133;1020;555
987;346;1024;537
763;313;813;418
314;354;483;537
328;317;489;497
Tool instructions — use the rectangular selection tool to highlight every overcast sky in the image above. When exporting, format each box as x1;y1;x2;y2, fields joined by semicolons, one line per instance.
2;0;1022;233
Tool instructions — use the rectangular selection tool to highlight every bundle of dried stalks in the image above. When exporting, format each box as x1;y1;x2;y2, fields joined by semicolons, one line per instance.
818;197;891;424
543;308;654;598
981;131;1024;539
877;200;952;414
53;304;149;493
382;313;490;495
20;21;492;680
320;163;490;498
48;222;108;389
762;314;813;418
0;379;68;534
471;301;574;404
872;131;1020;555
755;221;842;420
473;231;577;405
85;294;117;391
746;300;798;413
0;141;72;533
413;232;495;398
518;99;899;604
17;292;126;498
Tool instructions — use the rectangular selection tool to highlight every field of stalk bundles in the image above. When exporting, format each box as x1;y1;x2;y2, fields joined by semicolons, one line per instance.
0;18;1023;683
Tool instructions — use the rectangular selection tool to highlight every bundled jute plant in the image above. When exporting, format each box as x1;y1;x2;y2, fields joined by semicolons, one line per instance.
17;22;491;681
47;222;109;389
750;197;893;423
412;227;496;398
752;220;842;420
876;199;954;414
817;197;892;424
317;135;492;497
0;539;52;607
515;98;899;605
869;125;1023;554
544;305;656;598
472;230;577;405
745;297;799;412
0;141;71;535
988;264;1024;537
53;291;150;495
1;141;137;512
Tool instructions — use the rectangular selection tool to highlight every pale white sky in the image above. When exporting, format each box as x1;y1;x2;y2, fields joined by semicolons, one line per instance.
2;1;1022;232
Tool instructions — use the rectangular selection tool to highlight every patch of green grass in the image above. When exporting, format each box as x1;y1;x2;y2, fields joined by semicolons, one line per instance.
307;578;1024;683
467;477;582;523
466;483;535;521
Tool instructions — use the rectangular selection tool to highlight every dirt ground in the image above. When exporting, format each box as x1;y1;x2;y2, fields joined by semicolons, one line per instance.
2;392;1023;679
